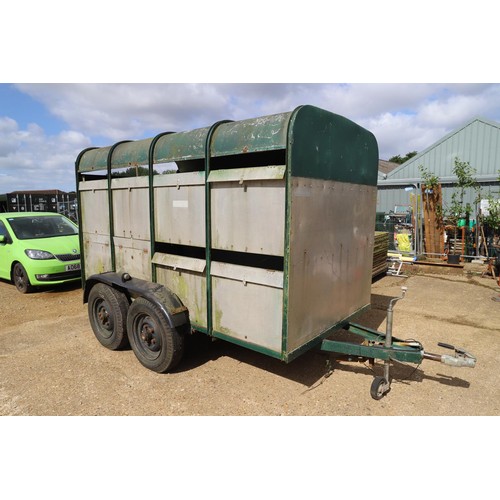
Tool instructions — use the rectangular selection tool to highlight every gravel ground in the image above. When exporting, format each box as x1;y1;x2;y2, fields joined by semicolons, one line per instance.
2;268;497;500
1;268;499;416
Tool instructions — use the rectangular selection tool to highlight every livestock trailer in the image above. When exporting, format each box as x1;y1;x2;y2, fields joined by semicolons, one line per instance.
76;105;475;399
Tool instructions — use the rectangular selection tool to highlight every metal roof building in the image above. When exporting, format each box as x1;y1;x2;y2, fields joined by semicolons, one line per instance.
377;116;500;214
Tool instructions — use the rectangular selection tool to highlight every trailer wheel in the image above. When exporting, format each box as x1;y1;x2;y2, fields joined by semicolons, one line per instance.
88;283;129;350
126;297;184;373
370;376;389;400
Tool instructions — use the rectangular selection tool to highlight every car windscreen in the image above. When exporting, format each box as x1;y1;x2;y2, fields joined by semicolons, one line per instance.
7;216;78;240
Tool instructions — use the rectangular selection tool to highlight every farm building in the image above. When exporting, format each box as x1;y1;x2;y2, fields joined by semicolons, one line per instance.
377;117;500;257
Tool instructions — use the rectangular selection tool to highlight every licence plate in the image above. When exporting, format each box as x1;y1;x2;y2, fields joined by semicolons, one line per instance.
65;263;81;272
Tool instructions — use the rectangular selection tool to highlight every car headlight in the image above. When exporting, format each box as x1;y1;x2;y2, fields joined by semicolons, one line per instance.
25;249;56;260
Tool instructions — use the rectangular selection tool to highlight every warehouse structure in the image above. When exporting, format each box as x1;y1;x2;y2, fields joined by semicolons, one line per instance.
0;189;78;221
377;116;500;256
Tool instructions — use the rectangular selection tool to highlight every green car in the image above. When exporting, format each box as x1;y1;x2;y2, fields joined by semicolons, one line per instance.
0;212;81;293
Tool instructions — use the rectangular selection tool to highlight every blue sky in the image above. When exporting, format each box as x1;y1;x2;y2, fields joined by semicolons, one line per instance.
1;83;500;194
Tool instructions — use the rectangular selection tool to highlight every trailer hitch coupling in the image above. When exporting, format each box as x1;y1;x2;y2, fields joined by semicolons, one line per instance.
423;342;476;368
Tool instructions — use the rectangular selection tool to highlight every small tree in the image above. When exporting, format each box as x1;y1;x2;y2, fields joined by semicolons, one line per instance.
480;169;500;245
443;158;481;255
389;151;418;165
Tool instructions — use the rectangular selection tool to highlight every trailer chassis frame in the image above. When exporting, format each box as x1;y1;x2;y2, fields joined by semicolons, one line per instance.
319;287;476;399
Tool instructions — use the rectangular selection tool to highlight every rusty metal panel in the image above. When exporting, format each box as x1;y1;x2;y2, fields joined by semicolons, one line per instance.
211;262;283;352
286;178;377;353
210;174;286;256
111;177;150;241
114;236;151;280
154;172;206;246
154;254;207;329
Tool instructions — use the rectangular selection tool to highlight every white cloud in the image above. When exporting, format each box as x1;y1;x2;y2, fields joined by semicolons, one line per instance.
0;117;90;193
2;83;500;196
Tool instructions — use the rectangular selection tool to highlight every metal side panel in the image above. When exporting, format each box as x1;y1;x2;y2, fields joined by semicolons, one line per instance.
154;255;207;330
208;165;286;183
114;237;151;281
154;171;205;188
79;180;110;237
82;232;112;277
111;178;150;241
286;178;377;353
210;179;286;256
152;252;206;273
154;180;206;247
211;262;283;353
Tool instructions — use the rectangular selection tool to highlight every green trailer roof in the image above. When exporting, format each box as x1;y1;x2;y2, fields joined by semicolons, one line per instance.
76;105;378;186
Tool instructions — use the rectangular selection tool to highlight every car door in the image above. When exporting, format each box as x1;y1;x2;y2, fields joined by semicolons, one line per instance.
0;219;13;279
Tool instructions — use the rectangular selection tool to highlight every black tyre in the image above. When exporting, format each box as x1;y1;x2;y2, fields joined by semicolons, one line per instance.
370;376;389;400
127;297;185;373
13;263;33;294
88;283;129;350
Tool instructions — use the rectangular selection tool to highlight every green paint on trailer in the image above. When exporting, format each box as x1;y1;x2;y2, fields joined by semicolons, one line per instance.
289;105;379;186
211;113;291;156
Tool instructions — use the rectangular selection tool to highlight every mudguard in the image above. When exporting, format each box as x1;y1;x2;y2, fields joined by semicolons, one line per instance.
83;272;190;330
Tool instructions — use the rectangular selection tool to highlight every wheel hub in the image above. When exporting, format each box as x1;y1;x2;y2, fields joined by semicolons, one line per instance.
140;323;156;345
97;304;111;328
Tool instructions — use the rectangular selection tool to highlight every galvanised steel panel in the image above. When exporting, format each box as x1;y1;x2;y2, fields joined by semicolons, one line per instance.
210;178;286;256
82;232;112;277
79;180;110;237
114;236;151;281
286;178;377;353
111;177;150;241
211;261;283;288
154;173;206;247
211;262;283;353
152;252;206;273
154;171;205;188
155;259;207;329
208;165;286;183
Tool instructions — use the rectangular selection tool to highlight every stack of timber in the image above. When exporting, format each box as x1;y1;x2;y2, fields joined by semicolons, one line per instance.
373;231;389;277
421;184;445;256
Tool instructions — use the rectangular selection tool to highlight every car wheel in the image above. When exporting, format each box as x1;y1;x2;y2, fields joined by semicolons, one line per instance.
13;263;33;294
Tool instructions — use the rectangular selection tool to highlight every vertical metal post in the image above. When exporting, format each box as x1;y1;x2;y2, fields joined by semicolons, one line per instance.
106;141;132;272
384;287;407;382
74;147;98;285
204;120;232;336
148;132;175;282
